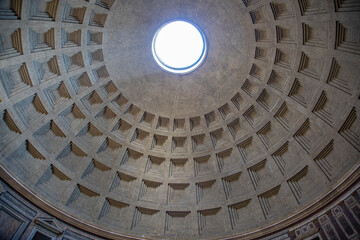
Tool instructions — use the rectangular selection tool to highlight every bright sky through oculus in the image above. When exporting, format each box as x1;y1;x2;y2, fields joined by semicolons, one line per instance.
152;20;206;74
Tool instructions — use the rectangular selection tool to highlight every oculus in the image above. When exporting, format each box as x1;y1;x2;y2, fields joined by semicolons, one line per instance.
152;20;207;74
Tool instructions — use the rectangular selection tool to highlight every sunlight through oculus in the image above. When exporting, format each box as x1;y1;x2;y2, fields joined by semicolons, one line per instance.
152;20;207;74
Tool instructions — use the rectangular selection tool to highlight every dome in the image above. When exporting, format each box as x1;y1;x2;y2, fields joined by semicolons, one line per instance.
0;0;359;239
